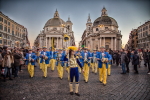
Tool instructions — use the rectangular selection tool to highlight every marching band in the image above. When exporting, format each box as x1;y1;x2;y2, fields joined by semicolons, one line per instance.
22;46;112;96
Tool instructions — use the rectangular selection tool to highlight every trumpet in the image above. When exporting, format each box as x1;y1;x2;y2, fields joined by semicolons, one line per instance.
44;56;48;60
101;58;108;63
56;53;61;61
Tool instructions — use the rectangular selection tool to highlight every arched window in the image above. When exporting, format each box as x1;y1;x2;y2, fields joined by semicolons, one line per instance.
96;28;99;31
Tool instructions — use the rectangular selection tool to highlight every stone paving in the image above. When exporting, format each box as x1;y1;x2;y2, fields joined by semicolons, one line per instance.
0;62;150;100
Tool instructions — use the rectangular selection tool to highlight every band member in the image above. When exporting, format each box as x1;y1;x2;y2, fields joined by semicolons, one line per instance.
25;49;37;78
80;48;90;83
75;50;82;73
97;46;111;86
65;46;83;96
91;49;98;74
40;47;50;78
37;48;42;69
49;48;57;71
106;49;112;76
56;49;65;79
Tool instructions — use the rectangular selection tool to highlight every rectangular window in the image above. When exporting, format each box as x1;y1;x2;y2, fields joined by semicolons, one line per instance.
0;17;3;22
8;22;10;26
4;26;7;32
4;20;7;24
0;24;3;30
12;31;14;36
105;27;108;30
8;28;10;33
0;40;2;44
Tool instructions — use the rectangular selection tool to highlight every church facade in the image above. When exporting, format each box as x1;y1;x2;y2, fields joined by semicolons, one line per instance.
80;7;122;50
34;10;75;49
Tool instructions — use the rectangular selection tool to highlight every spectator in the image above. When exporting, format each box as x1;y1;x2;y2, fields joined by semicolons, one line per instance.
116;50;120;67
125;50;130;73
13;49;22;78
120;49;126;74
2;50;14;82
138;49;143;68
146;48;150;74
132;51;139;74
143;49;148;67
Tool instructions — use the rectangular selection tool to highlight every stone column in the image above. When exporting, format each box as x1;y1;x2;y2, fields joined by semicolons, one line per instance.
115;37;117;50
103;37;105;47
49;37;51;48
98;38;100;49
111;37;113;50
99;37;102;48
90;38;92;49
57;37;58;49
46;37;47;48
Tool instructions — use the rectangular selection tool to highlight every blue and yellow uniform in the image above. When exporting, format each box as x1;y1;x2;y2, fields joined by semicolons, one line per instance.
80;50;90;83
97;51;111;85
107;53;112;76
40;51;51;77
56;51;65;79
91;51;98;74
25;52;37;78
49;50;57;71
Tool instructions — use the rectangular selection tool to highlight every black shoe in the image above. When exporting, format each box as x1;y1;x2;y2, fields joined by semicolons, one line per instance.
70;92;74;95
9;78;13;80
85;81;88;83
108;75;111;76
100;81;102;83
75;93;80;96
120;73;126;74
103;84;106;86
3;79;6;82
134;72;139;74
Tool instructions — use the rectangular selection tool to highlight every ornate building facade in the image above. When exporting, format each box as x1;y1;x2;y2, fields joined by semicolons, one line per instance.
80;7;122;50
137;21;150;49
0;12;30;48
125;29;138;50
125;21;150;50
34;10;75;49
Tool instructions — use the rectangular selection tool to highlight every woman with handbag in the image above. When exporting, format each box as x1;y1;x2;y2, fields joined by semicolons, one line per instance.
2;50;14;82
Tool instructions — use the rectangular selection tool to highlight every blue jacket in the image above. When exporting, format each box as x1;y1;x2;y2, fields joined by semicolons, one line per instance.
49;51;57;59
80;51;91;66
56;52;65;67
108;54;112;65
25;53;37;65
40;51;51;64
97;52;111;68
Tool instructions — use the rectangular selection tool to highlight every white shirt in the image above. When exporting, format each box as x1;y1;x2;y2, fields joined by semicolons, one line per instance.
29;54;31;61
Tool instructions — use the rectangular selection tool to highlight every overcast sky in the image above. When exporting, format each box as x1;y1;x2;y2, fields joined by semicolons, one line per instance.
0;0;150;47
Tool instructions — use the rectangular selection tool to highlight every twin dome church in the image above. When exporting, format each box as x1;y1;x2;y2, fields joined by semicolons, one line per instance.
34;7;122;50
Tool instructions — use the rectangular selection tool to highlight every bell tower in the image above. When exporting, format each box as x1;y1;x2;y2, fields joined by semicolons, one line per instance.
54;9;59;18
86;14;92;31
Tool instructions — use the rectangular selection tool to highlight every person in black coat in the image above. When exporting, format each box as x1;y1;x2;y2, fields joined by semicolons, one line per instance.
125;50;130;73
132;51;139;74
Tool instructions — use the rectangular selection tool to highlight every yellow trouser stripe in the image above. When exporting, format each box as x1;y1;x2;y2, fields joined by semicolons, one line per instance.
28;63;34;77
57;63;63;79
99;63;107;84
83;63;89;82
49;59;56;70
108;64;111;75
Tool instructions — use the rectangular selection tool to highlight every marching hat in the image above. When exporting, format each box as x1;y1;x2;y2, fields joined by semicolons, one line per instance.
100;46;105;49
93;49;97;51
43;46;47;49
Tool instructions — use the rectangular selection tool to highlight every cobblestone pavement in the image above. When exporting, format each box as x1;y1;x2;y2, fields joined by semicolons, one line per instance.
0;62;150;100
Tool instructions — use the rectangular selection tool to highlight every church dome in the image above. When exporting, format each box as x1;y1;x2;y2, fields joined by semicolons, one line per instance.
93;7;118;27
44;10;66;28
44;18;65;27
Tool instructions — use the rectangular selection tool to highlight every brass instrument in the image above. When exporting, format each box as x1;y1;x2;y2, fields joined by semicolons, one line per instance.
101;58;108;63
56;53;62;61
63;34;70;42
